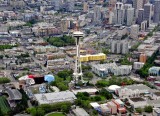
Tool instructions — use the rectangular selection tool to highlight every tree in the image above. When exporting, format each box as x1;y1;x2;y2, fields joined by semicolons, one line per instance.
144;106;153;113
61;105;68;113
136;107;142;114
94;96;101;101
99;88;113;99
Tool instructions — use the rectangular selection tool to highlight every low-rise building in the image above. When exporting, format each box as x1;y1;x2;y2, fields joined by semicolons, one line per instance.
34;91;77;105
34;46;58;53
92;63;132;77
133;62;145;70
128;97;147;108
117;84;151;98
79;53;106;62
149;67;160;76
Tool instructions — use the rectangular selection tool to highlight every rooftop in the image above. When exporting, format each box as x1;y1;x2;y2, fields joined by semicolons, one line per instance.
34;91;77;104
130;97;146;102
154;92;160;96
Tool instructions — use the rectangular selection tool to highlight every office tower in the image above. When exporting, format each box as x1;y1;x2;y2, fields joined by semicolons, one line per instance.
130;24;139;39
113;2;125;24
143;2;152;23
126;8;134;25
153;0;160;23
139;53;147;63
124;4;132;25
83;2;89;12
137;9;144;25
94;6;102;24
133;0;143;17
133;0;143;10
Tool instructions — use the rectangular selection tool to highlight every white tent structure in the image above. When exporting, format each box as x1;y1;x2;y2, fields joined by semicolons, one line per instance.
18;75;35;85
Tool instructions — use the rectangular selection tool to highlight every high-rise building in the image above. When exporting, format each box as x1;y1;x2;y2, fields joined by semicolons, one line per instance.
126;8;134;25
111;40;129;54
111;40;117;53
83;2;89;12
143;2;152;23
122;42;129;54
137;9;144;25
133;0;143;17
130;24;139;39
153;0;160;23
94;6;102;24
113;2;125;24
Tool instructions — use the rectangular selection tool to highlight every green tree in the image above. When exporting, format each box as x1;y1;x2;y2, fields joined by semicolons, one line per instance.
144;106;153;113
136;107;142;114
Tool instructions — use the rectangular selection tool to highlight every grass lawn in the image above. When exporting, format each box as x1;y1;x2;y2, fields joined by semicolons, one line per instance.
47;112;65;116
0;96;11;114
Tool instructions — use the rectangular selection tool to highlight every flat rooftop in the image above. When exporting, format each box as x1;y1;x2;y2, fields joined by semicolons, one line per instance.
130;97;146;102
72;107;89;116
154;92;160;96
34;91;77;104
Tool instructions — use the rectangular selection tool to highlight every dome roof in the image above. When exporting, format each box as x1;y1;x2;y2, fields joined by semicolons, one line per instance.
108;85;121;91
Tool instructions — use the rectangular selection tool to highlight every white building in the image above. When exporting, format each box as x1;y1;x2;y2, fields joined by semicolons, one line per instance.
117;84;152;98
128;97;147;108
92;63;132;77
133;62;145;70
130;24;139;39
34;91;77;105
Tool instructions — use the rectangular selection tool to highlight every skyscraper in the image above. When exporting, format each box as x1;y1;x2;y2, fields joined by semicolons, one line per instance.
94;6;102;24
126;8;134;25
133;0;143;17
113;2;125;24
137;9;144;25
143;2;152;23
153;0;160;23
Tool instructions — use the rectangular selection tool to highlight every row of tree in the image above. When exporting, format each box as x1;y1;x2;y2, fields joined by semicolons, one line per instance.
27;102;72;116
0;77;10;84
0;44;18;51
137;51;158;78
96;76;134;87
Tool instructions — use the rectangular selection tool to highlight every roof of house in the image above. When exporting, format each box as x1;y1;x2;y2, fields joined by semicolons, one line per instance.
6;88;22;100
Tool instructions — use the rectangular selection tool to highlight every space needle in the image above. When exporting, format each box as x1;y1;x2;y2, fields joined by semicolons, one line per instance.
72;24;84;84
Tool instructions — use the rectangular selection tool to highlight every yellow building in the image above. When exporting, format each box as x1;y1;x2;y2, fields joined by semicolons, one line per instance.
79;53;106;62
